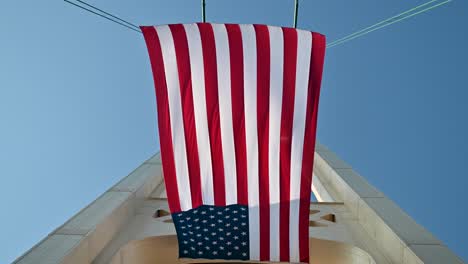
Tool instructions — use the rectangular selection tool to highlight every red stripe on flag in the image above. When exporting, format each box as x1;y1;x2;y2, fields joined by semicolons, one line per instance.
299;32;326;263
141;26;181;212
197;23;226;206
279;27;298;262
225;24;248;206
254;24;270;261
169;24;203;209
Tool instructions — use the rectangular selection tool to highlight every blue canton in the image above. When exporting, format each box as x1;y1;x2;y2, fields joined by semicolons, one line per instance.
173;204;249;260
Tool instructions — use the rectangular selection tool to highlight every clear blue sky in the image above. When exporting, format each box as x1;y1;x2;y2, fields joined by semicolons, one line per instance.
0;0;466;263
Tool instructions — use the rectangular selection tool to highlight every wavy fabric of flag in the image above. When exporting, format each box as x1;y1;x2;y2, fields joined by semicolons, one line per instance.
141;23;326;263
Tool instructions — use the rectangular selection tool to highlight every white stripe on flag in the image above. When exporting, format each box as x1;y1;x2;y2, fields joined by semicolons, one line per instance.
289;30;312;263
155;25;193;211
212;24;238;205
183;23;215;205
240;24;260;261
267;25;284;262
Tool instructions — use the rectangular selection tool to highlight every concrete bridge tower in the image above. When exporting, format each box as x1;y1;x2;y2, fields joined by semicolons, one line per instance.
13;143;464;264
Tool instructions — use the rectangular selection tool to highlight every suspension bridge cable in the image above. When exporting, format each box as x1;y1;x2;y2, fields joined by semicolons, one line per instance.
63;0;142;34
74;0;140;30
327;0;452;48
64;0;451;49
327;0;442;47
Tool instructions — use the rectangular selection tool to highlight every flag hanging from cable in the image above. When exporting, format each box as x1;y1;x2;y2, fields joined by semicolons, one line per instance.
141;23;325;263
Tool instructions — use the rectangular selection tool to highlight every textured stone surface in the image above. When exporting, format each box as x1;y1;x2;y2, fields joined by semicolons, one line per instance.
404;244;465;264
144;153;161;164
316;151;352;169
15;235;87;264
363;197;440;245
334;169;383;198
57;191;133;235
112;164;154;192
315;143;462;264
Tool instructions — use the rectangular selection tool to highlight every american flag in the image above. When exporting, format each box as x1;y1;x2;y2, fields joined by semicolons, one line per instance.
141;23;325;263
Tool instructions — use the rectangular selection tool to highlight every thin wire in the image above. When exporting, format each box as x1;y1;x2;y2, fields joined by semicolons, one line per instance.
64;0;142;34
327;0;451;48
202;0;206;22
74;0;140;30
293;0;299;28
327;0;441;46
64;0;451;48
